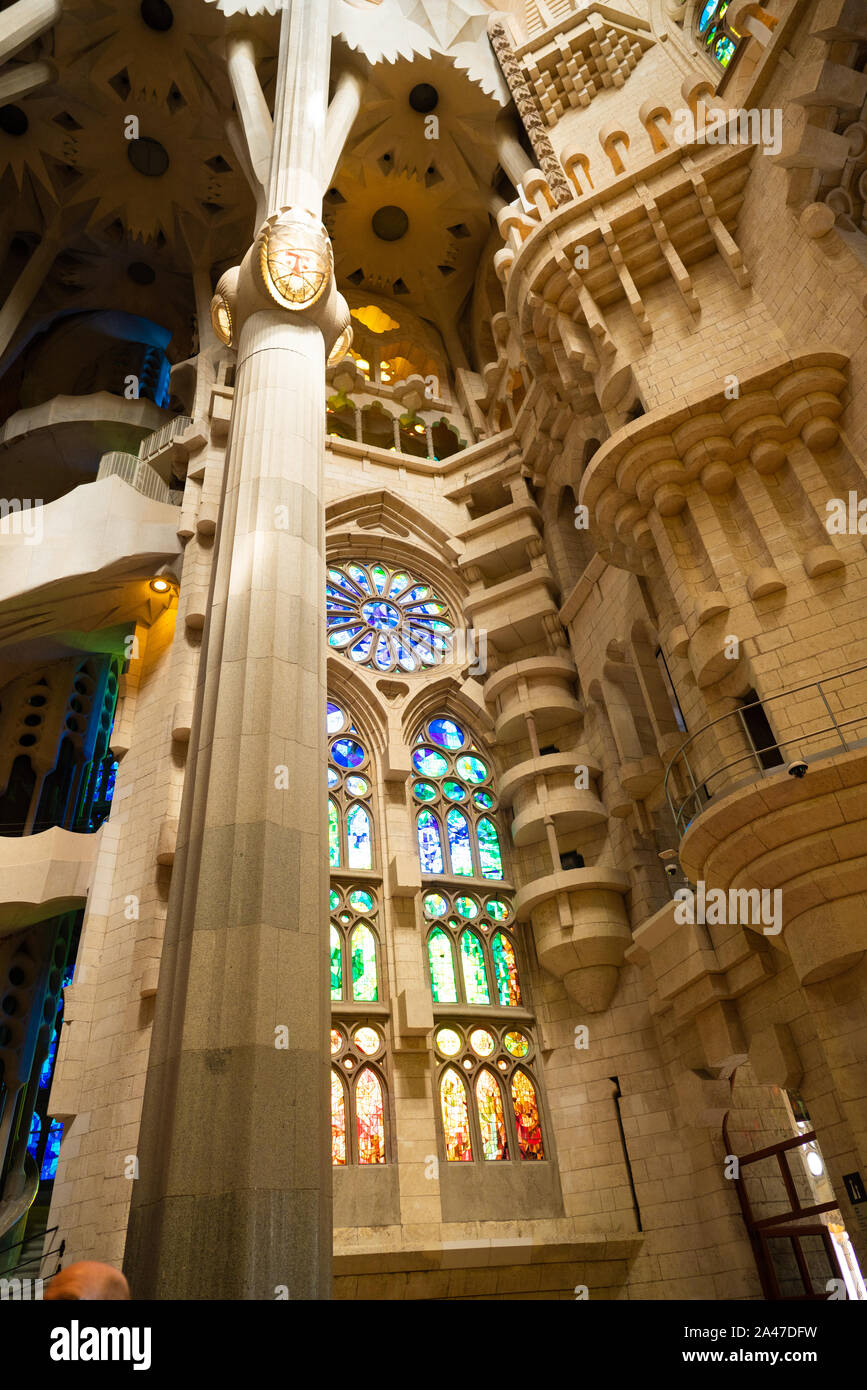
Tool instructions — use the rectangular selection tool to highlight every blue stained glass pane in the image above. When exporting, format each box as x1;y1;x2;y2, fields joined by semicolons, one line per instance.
698;0;717;30
350;632;374;662
41;1119;63;1181
446;808;473;876
413;747;448;777
347;804;373;869
396;642;417;671
346;775;368;796
327;766;339;788
715;34;735;64
456;754;488;784
347;563;372;593
473;790;494;809
331;738;365;769
26;1111;41;1160
387;571;410;597
405;585;430;602
442;780;466;802
39;1029;58;1089
428;718;465;750
362;600;401;630
370;563;389;594
327;701;344;734
329;625;362;648
327;568;362;596
417;810;444;874
373;635;392;670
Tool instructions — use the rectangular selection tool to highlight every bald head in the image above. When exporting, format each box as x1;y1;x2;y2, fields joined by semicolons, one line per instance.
44;1261;130;1301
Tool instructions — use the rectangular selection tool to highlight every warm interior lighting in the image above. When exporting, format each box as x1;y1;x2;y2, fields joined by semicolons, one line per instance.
210;295;233;347
149;577;172;593
328;326;354;365
350;304;400;334
261;217;330;309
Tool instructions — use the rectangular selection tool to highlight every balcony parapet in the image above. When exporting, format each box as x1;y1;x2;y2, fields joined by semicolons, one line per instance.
514;865;631;1013
0;826;100;937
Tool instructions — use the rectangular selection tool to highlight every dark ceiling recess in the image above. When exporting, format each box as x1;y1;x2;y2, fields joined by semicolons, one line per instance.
128;262;156;285
127;136;169;176
0;105;28;136
409;83;438;113
140;0;174;31
372;205;409;242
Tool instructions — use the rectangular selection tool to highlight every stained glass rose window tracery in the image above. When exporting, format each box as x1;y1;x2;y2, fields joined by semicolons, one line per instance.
412;717;504;881
326;561;454;672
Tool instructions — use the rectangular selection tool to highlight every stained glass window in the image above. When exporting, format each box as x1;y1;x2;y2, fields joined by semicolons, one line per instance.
460;930;490;1005
428;926;458;1003
326;561;454;672
476;1070;509;1160
492;931;521;1006
446;808;473;876
327;700;375;872
434;1026;546;1164
330;1026;388;1164
332;1071;347;1165
441;1067;473;1161
330;886;381;1004
41;1118;64;1181
356;1068;386;1164
695;0;740;68
511;1070;544;1160
351;924;378;1001
417;809;444;874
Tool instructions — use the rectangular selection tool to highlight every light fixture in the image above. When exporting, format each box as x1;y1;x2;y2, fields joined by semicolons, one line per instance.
210;294;233;347
327;324;353;366
149;577;172;593
807;1150;824;1178
258;213;332;310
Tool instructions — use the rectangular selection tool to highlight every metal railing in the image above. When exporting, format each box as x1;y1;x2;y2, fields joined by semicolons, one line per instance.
96;451;182;506
664;662;867;839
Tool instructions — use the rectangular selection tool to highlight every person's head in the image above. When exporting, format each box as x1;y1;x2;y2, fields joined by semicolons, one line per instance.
43;1261;130;1301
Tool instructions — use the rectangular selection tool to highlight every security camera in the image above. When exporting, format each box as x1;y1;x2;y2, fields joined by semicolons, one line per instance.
787;760;808;779
664;862;678;877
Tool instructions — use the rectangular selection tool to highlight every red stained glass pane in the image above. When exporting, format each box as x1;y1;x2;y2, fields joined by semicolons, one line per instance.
441;1066;473;1161
331;1070;346;1165
511;1070;544;1160
356;1067;386;1164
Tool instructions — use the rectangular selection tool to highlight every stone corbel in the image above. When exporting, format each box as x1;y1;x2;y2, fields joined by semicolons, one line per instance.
515;866;631;1012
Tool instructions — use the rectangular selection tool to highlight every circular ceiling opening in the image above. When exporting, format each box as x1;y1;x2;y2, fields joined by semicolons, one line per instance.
127;136;170;177
372;206;409;242
128;261;156;284
409;84;439;114
0;105;28;136
140;0;174;30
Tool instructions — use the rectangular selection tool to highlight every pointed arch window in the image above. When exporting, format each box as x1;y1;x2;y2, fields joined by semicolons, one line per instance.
434;1024;546;1163
695;0;740;68
412;716;505;882
329;885;380;1003
424;892;522;1007
327;700;374;870
330;1024;388;1165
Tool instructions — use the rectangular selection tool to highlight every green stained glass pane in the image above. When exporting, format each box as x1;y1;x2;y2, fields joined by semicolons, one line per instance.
477;817;503;879
504;1031;529;1058
423;892;449;918
413;780;437;801
472;789;494;809
442;780;466;802
370;563;388;594
328;799;340;867
455;754;488;784
348;888;374;913
460;930;490;1005
346;775;369;796
455;895;478;919
492;931;521;1006
330;924;342;1000
413;747;448;777
351;923;378;1001
428;927;457;1003
485;898;510;921
329;888;340;910
446;807;473;876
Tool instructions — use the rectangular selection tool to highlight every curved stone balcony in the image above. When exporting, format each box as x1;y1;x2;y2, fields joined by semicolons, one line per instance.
515;865;631;1012
668;668;867;985
456;496;543;584
484;655;582;741
0;474;182;645
0;826;99;936
0;392;168;503
499;751;605;846
464;568;561;658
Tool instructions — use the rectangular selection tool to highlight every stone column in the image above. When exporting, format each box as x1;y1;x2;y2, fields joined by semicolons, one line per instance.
125;0;342;1301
